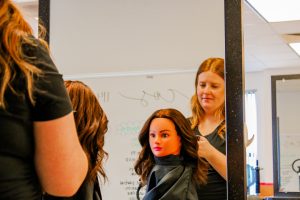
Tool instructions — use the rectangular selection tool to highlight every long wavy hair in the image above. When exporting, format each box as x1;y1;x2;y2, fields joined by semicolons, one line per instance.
0;0;48;108
134;108;207;185
65;80;108;183
190;57;225;138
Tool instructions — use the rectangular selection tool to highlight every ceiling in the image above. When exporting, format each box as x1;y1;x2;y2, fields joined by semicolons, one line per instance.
14;0;300;73
243;0;300;72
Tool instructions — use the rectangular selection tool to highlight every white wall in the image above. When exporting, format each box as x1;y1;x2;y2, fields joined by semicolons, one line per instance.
245;67;300;184
49;0;225;76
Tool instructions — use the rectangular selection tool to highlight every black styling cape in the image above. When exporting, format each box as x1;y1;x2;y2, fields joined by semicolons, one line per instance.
143;155;198;200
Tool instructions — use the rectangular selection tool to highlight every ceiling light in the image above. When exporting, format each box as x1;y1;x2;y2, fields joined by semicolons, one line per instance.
247;0;300;22
289;43;300;56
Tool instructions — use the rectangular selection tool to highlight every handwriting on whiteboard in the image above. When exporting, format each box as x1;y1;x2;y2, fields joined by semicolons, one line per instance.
97;91;110;103
119;89;189;107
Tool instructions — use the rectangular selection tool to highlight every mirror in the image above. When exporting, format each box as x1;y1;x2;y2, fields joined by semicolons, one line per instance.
13;0;39;37
38;0;245;199
272;74;300;197
244;0;300;198
50;1;226;199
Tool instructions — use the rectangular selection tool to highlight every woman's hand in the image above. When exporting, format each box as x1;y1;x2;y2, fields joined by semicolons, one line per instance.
197;136;214;159
197;136;227;180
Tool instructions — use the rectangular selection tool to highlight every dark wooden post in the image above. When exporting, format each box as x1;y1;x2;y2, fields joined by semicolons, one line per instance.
225;0;246;199
38;0;50;43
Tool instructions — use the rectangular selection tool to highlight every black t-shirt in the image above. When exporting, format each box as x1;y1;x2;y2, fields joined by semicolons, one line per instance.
43;177;102;200
0;40;72;200
193;122;227;200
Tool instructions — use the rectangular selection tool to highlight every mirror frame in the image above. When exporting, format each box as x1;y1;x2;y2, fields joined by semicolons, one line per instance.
39;0;50;43
271;74;300;197
224;1;246;199
38;1;246;199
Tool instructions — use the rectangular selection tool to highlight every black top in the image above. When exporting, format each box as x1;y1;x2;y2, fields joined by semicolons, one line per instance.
143;155;198;200
193;122;227;200
43;177;102;200
0;40;72;200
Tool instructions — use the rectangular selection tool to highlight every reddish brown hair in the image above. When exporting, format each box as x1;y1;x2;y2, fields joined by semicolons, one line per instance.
65;80;108;182
134;108;207;185
190;57;225;138
0;0;48;108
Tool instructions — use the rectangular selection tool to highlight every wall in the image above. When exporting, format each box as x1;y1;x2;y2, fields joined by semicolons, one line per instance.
49;0;225;75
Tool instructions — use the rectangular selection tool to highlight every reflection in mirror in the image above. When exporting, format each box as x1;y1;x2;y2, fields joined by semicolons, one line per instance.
48;1;229;199
13;0;39;37
244;89;258;195
32;0;246;199
244;0;300;198
272;74;300;197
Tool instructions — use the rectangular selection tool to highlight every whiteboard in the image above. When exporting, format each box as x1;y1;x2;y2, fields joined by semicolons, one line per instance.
65;71;195;199
277;90;300;192
279;133;300;192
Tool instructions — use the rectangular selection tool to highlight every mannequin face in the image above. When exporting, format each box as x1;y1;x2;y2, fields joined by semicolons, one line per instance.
149;118;181;157
197;71;225;114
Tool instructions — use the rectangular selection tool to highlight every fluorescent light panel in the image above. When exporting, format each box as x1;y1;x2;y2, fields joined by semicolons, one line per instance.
289;43;300;56
247;0;300;22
